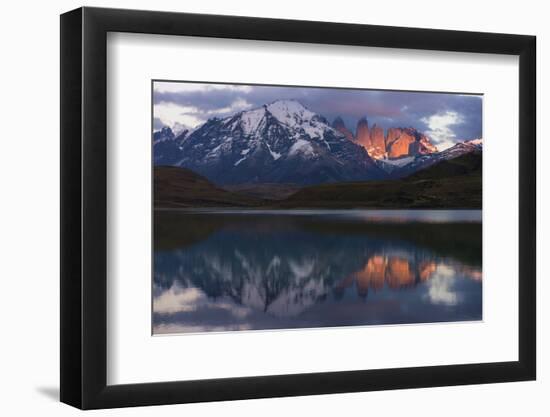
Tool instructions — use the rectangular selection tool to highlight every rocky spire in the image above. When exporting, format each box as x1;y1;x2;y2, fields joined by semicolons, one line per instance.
331;116;354;141
355;116;371;148
385;127;437;159
368;124;386;159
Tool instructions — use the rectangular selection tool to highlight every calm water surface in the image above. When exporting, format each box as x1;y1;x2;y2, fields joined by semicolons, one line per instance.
153;209;482;334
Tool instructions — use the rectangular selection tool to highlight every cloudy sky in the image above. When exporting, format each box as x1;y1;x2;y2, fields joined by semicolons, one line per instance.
153;81;482;150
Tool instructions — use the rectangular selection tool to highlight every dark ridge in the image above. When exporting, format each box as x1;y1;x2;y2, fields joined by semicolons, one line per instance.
409;151;482;180
154;166;264;208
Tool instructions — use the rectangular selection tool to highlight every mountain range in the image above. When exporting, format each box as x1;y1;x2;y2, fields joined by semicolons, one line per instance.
154;99;482;186
380;138;482;177
332;116;438;160
154;211;481;327
155;150;482;209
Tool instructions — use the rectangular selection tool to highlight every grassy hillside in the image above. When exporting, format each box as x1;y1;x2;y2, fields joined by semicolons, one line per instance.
409;151;482;180
278;153;482;209
154;166;264;208
154;152;482;209
222;183;301;201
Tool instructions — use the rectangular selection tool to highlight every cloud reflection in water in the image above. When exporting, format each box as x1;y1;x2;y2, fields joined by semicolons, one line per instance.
153;211;482;334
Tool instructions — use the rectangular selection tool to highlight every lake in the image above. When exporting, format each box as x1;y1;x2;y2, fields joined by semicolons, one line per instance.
153;209;482;334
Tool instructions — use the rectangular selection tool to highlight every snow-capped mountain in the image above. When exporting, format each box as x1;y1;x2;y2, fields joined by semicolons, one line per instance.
155;100;386;185
171;122;191;138
377;138;483;176
153;126;189;165
153;126;175;145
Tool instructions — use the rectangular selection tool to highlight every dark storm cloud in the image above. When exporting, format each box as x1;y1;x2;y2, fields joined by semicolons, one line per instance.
153;82;482;147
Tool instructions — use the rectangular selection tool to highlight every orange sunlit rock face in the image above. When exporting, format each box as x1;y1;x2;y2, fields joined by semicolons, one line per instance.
353;122;439;160
385;127;402;145
336;255;480;300
332;115;439;161
385;127;436;159
346;255;418;295
355;117;371;148
354;255;387;296
458;265;483;281
386;258;415;288
419;261;437;282
386;128;414;159
368;124;386;159
365;256;387;289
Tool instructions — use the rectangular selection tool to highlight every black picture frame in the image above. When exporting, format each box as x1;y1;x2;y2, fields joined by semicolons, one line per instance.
60;6;536;410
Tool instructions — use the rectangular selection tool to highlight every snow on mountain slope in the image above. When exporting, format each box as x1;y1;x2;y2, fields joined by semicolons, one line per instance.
378;138;483;177
289;139;315;157
375;156;416;174
172;121;192;137
267;100;317;127
159;99;386;185
465;138;483;146
153;126;175;145
153;126;189;165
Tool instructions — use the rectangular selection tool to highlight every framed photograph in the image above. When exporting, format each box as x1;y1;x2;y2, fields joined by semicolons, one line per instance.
60;6;536;409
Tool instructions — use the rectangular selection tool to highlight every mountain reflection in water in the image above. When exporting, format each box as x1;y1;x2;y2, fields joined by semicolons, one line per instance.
153;210;482;334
